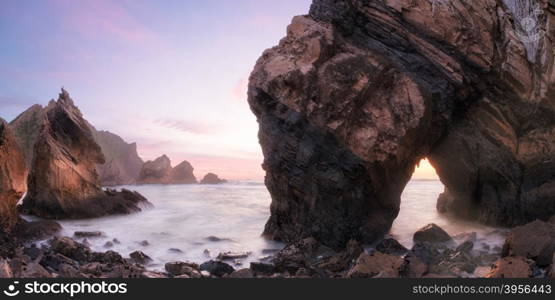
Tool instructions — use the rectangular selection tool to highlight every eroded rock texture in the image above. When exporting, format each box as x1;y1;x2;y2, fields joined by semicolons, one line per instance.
248;0;555;247
137;155;197;184
0;119;27;232
20;89;150;219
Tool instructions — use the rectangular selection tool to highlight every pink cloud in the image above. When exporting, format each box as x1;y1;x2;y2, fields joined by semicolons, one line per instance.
153;118;222;135
49;0;156;43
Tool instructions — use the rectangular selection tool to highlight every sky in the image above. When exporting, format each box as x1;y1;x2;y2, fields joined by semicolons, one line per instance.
0;0;439;181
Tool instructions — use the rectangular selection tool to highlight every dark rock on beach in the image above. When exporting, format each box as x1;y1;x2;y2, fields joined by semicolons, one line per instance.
413;224;454;245
248;0;555;248
199;260;234;277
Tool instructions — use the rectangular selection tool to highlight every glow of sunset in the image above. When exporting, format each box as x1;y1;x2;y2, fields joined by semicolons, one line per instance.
412;159;440;180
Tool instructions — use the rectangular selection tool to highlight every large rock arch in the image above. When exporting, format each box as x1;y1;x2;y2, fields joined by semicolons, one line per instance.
248;0;555;248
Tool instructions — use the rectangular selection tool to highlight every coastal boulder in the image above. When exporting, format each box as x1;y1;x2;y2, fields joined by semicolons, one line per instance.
0;119;27;232
502;220;555;266
413;224;454;245
248;0;555;247
200;173;226;184
346;252;403;278
486;257;532;278
20;89;151;219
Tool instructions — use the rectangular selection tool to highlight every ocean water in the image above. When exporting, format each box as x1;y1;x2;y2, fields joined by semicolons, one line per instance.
40;180;505;270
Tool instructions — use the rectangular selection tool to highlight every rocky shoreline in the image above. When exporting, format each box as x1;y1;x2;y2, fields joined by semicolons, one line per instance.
1;219;553;279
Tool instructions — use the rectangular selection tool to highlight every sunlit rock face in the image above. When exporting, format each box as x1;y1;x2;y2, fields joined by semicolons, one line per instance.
248;0;555;248
0;119;27;232
21;89;151;219
137;155;197;184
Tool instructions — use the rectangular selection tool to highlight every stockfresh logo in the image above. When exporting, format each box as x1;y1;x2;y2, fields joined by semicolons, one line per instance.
2;281;127;298
3;281;20;297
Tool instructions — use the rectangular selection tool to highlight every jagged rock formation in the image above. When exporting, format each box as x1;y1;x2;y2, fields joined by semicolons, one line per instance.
137;155;197;184
91;130;144;186
20;89;150;219
0;119;27;232
10;104;45;169
248;0;555;247
200;173;227;185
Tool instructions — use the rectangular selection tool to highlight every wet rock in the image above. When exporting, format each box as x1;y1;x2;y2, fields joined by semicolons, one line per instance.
413;224;454;244
113;239;121;244
199;260;234;277
502;220;555;266
228;268;254;278
74;231;104;238
103;241;114;248
40;253;78;271
23;245;42;261
200;173;227;184
13;220;62;241
346;252;403;278
206;236;232;242
0;118;27;232
50;237;92;262
262;249;280;255
216;251;251;260
376;238;408;255
401;255;428;278
250;262;277;275
409;242;446;265
130;251;152;265
169;248;183;254
456;240;474;253
165;261;201;278
94;251;125;264
138;240;150;247
486;257;531;278
273;237;333;273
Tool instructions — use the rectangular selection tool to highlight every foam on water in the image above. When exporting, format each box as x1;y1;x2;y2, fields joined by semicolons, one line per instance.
26;180;506;270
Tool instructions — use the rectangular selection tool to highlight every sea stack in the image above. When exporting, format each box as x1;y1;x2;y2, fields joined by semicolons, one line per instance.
137;155;197;184
200;173;227;185
248;0;555;247
20;89;151;219
0;119;27;232
10;104;46;170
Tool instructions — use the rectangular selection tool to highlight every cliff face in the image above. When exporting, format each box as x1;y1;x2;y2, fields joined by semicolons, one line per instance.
92;130;144;186
10;104;46;169
0;119;27;232
21;89;150;219
137;155;197;184
248;0;555;247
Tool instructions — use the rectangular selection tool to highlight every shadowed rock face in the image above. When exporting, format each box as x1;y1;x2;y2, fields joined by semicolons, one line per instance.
248;0;555;247
0;119;27;232
137;155;197;184
20;89;150;219
10;104;46;169
92;130;144;186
